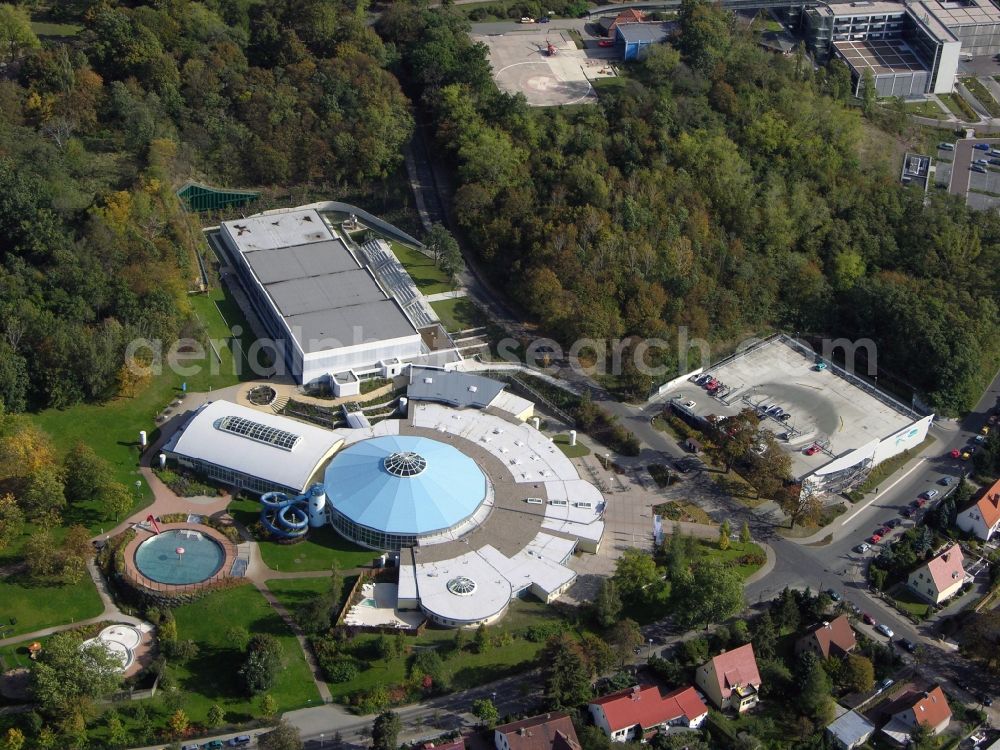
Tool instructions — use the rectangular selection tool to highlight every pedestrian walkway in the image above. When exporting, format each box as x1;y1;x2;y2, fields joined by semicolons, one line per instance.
424;290;468;302
0;561;143;648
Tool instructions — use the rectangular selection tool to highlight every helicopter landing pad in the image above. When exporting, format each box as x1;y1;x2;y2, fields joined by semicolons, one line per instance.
475;31;616;107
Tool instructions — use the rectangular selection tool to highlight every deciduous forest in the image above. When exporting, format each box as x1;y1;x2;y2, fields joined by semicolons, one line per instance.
380;0;1000;413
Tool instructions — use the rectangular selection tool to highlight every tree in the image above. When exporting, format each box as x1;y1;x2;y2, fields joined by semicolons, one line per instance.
613;548;662;603
371;710;401;750
609;618;643;665
739;520;752;546
778;486;821;529
472;697;499;727
106;712;128;749
797;653;835;724
259;720;304;750
102;482;134;522
776;588;800;632
752;611;778;660
718;519;731;550
260;693;278;719
474;623;491;654
206;704;226;728
595;578;622;628
841;654;875;694
425;223;459;265
168;709;189;737
540;632;592;709
861;69;876;116
239;634;282;695
746;435;792;500
31;632;123;715
2;728;24;750
580;633;616;676
674;563;745;629
62;442;113;505
0;4;39;63
18;467;66;516
0;492;23;550
710;408;759;471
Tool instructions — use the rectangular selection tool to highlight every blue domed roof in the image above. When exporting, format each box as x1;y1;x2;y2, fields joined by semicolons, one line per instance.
323;436;487;534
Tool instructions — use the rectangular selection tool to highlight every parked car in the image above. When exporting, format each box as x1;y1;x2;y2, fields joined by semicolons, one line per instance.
920;489;940;501
939;476;956;486
182;745;200;750
939;142;956;150
598;39;614;47
869;533;882;544
975;434;986;444
876;526;891;536
520;16;536;22
983;425;991;436
974;143;991;150
879;678;895;691
863;612;876;625
538;15;550;22
229;738;252;748
989;158;1000;165
854;542;871;553
779;413;791;421
963;449;973;460
982;695;994;706
202;742;224;750
825;588;842;602
896;638;918;653
913;498;927;508
875;623;895;638
972;165;988;173
804;444;821;456
901;507;916;518
706;381;720;393
951;448;962;459
976;158;990;165
885;519;901;528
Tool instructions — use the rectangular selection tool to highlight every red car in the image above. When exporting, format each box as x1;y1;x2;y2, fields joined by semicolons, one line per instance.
950;449;961;459
869;533;882;544
913;498;927;508
804;444;820;456
863;613;876;625
876;526;891;536
598;39;615;47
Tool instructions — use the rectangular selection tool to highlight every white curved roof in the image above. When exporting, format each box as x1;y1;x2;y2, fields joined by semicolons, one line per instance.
164;401;343;493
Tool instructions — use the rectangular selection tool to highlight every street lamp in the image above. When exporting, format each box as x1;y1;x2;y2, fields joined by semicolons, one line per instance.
320;733;325;748
648;638;654;657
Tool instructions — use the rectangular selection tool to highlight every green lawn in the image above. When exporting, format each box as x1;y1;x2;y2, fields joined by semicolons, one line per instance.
939;93;977;121
962;78;1000;117
391;243;455;295
902;100;949;119
327;598;561;701
693;539;766;580
893;586;931;619
553;433;591;458
229;498;375;572
266;575;358;627
170;585;321;723
0;575;103;641
430;297;483;333
187;285;257;387
30;20;82;37
28;282;253;535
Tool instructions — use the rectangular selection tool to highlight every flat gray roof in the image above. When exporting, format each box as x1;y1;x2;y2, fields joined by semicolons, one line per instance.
663;336;920;479
618;22;672;43
227;210;419;355
245;240;360;284
407;367;506;409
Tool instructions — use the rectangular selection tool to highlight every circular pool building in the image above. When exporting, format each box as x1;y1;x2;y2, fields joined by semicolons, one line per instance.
323;435;489;550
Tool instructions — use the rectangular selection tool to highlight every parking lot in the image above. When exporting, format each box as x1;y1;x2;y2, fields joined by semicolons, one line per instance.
474;29;618;107
939;138;1000;211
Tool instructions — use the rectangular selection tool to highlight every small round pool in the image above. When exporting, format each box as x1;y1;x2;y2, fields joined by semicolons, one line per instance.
134;529;225;585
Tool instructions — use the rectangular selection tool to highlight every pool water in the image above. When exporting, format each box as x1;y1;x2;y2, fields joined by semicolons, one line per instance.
134;529;225;585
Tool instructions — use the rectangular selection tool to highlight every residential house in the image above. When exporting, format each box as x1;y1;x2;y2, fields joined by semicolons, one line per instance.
795;615;857;660
588;685;709;742
826;710;876;750
598;8;646;37
495;713;581;750
880;686;952;745
424;740;465;750
694;643;762;712
906;544;967;605
956;478;1000;541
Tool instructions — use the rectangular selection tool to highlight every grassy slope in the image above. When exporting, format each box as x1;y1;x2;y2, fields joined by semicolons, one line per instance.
170;585;321;722
0;576;104;640
430;297;483;332
266;575;358;624
391;243;454;295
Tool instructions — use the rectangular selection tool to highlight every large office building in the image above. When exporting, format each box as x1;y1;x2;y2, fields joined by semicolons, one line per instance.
217;208;426;385
805;0;973;95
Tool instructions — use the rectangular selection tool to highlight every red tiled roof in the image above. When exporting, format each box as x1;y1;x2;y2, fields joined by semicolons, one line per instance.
891;686;952;729
424;739;465;750
707;644;761;698
496;713;581;750
975;481;1000;528
590;685;707;731
616;8;647;23
802;615;856;658
925;545;965;593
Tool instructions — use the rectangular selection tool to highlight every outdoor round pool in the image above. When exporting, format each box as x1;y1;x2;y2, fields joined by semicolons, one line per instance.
133;529;225;585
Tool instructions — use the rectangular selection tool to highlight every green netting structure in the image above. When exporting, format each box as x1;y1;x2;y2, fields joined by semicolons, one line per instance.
176;181;260;212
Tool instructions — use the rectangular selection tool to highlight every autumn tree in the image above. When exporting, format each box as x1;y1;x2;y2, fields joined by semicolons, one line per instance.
540;632;592;709
0;493;23;549
719;519;731;550
595;578;622;628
